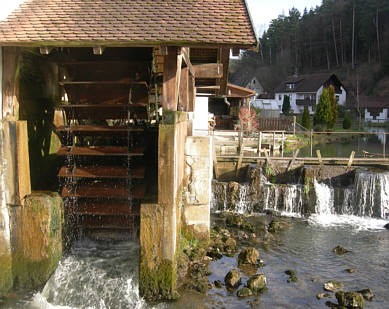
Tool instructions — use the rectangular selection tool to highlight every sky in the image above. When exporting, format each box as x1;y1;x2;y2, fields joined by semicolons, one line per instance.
1;0;323;36
246;0;322;36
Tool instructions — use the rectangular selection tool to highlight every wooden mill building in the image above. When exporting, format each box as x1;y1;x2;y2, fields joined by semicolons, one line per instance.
0;0;257;299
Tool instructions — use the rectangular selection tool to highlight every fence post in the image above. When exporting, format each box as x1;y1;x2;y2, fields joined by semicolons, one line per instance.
293;116;296;136
310;130;313;158
384;133;386;159
258;131;262;157
272;132;275;155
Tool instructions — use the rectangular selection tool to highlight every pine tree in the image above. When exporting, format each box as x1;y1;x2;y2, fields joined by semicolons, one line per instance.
282;95;291;115
314;89;332;131
301;106;311;129
328;85;338;129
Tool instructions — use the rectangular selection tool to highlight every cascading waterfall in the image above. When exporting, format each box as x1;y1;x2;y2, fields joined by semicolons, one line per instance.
212;168;389;228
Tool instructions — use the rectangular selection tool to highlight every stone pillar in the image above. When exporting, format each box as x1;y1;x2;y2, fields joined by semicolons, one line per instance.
140;111;187;300
9;192;63;289
183;136;212;240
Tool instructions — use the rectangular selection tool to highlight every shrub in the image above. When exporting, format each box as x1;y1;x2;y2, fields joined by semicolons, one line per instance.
301;106;311;129
343;113;351;129
282;95;291;115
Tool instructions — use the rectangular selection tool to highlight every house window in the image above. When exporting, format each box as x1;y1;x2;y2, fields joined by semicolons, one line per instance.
286;83;295;89
336;95;340;102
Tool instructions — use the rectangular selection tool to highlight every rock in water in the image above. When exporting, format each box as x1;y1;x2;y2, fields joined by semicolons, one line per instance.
237;287;253;297
246;274;267;292
384;223;389;230
224;269;241;288
357;288;374;301
285;270;297;283
316;293;332;300
323;281;344;292
238;247;259;265
335;291;364;308
214;280;223;288
333;245;351;255
346;268;357;273
268;219;291;233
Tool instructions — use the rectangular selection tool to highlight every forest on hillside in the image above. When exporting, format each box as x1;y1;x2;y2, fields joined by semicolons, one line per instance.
230;0;389;100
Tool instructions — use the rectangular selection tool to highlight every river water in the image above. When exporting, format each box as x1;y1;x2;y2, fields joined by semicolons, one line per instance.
2;178;389;308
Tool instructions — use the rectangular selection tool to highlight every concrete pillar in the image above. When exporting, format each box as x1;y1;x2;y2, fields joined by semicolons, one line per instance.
140;111;187;300
183;136;212;240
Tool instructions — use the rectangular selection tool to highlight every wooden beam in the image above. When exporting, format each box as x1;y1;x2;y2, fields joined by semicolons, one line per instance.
232;47;240;57
316;150;323;166
235;140;244;178
286;149;300;171
178;67;189;111
2;47;20;120
347;151;355;169
193;63;223;79
162;46;181;111
218;47;229;96
212;138;219;179
181;47;194;76
188;72;196;112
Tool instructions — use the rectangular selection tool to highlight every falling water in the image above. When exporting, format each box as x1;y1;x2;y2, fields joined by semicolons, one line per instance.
234;184;250;214
23;240;153;309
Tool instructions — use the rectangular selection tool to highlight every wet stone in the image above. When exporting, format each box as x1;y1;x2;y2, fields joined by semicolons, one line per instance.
237;287;253;298
317;293;333;299
384;223;389;230
246;274;267;292
224;269;241;288
333;245;351;255
238;247;259;266
214;280;223;288
346;268;357;273
335;291;364;309
324;281;344;292
357;288;374;301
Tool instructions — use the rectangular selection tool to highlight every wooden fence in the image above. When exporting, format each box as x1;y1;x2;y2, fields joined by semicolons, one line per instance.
258;117;296;131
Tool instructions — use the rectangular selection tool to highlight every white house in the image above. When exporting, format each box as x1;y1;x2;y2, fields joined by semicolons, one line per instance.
274;73;347;115
245;76;265;97
360;96;389;123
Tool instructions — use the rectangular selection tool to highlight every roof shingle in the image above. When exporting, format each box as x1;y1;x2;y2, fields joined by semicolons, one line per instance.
0;0;257;48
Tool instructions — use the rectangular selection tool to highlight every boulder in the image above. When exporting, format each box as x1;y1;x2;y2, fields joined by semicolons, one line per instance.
224;269;241;288
214;280;223;288
335;291;364;308
333;245;351;255
224;238;237;256
384;223;389;230
316;293;332;299
357;288;374;301
238;247;259;266
268;219;291;233
324;281;344;292
246;274;266;292
346;268;357;273
237;287;253;297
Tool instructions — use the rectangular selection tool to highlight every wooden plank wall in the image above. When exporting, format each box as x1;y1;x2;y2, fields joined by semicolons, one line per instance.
258;117;294;131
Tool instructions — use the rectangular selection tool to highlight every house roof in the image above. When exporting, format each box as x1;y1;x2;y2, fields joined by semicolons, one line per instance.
359;96;389;109
275;73;344;93
0;0;258;48
226;83;256;98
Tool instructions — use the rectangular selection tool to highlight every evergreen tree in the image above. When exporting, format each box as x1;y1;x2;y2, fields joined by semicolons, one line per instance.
301;106;311;129
314;89;332;130
328;85;338;128
343;113;352;129
282;95;291;115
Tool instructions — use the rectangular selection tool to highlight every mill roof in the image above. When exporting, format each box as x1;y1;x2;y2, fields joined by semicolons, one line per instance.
0;0;257;48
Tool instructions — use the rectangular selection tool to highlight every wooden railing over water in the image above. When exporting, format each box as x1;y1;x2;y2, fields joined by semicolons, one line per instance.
211;129;389;176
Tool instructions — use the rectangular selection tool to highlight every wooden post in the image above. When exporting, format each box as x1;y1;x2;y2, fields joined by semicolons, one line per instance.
236;140;244;178
282;131;285;157
258;132;262;157
347;151;355;169
383;133;386;159
2;47;20;119
316;150;323;166
293;116;296;136
238;130;243;153
272;132;275;155
264;148;277;174
212;137;219;179
310;130;313;157
287;149;299;171
178;67;189;111
162;46;181;111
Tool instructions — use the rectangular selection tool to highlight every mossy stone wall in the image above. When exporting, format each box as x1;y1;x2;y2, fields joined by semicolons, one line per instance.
10;192;63;289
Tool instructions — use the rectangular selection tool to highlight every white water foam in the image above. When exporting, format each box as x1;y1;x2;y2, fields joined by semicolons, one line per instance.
310;180;389;230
